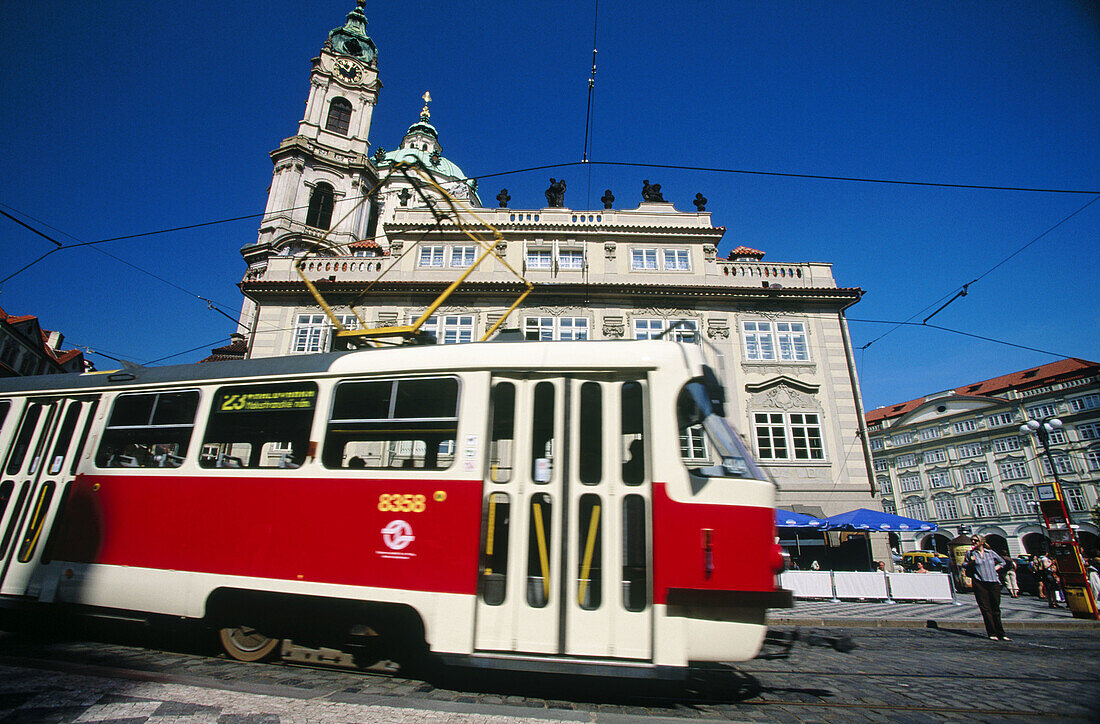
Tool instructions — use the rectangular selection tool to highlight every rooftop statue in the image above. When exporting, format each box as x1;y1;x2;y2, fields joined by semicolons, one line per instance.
601;189;615;209
693;193;707;211
545;178;566;207
496;189;511;208
642;180;665;202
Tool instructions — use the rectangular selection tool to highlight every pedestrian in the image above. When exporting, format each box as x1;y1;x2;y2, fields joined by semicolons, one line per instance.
875;561;886;573
1039;554;1061;608
810;560;821;571
964;535;1009;641
1002;557;1019;598
914;562;929;573
1088;558;1100;602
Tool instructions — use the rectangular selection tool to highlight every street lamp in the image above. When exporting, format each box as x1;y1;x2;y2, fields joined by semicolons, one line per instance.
1020;416;1098;619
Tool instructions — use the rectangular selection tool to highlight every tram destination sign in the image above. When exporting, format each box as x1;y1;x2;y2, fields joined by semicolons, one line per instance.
216;386;317;413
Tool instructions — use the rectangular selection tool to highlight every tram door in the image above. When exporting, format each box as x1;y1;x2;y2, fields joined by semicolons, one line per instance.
0;397;99;598
474;375;652;660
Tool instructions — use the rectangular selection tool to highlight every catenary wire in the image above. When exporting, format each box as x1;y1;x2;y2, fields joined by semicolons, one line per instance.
848;318;1074;358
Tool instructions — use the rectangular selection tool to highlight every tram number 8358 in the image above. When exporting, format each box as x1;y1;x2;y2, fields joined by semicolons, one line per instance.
377;493;427;513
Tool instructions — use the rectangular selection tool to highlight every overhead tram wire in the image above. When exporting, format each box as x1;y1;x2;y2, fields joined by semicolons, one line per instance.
858;193;1100;350
581;1;600;206
848;318;1075;359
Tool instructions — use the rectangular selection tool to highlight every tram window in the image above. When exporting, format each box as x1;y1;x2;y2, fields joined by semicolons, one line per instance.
579;382;602;484
325;377;459;470
201;383;317;469
622;495;648;612
526;492;552;608
5;404;43;475
0;400;9;427
479;492;510;605
621;381;645;485
17;480;55;563
69;399;99;475
47;403;82;475
0;480;14;543
0;482;27;559
530;382;555;483
96;391;199;468
577;494;602;610
488;383;515;483
26;406;57;476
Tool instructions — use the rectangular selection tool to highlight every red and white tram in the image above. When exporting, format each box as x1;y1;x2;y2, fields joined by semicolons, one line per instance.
0;340;788;677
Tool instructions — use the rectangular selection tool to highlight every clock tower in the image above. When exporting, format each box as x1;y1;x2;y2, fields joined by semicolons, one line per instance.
243;0;382;274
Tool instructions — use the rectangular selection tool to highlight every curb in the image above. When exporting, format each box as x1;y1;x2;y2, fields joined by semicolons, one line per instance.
768;617;1100;631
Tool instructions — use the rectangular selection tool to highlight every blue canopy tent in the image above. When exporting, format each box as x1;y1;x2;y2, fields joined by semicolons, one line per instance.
822;508;937;571
823;508;937;532
775;509;828;528
775;509;828;569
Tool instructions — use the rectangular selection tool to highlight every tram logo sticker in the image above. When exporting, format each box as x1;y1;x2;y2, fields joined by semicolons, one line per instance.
378;519;416;559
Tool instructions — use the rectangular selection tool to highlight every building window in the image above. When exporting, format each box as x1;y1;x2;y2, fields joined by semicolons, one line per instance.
987;411;1014;427
325;97;353;135
1077;422;1100;440
558;249;585;270
895;453;917;468
1087;449;1100;472
928;470;952;489
753;412;824;460
957;442;983;458
526;248;553;269
1047;428;1067;444
882;500;897;515
450;245;476;268
962;466;991;485
877;476;892;494
892;432;913;445
1040;454;1074;476
631;248;658;270
293;314;328;353
680;425;709;460
741;320;809;362
870;437;884;451
998;459;1030;481
421;315;474;344
873;459;888;473
1027;403;1059;420
633;318;698;343
1070;394;1100;412
971;491;998;517
1064;486;1087;512
952;419;978;434
992;436;1021;453
898;474;922;492
924;448;947;464
524;317;589;341
305;182;335;230
292;313;357;353
919;427;942;441
418;246;445;267
663;248;690;270
933;497;959;520
1005;487;1036;516
903;500;929;520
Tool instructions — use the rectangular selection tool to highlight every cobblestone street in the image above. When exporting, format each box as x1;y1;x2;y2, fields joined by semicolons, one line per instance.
1;616;1098;722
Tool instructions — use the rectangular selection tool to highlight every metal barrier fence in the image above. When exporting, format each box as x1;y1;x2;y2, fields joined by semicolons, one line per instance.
780;570;956;603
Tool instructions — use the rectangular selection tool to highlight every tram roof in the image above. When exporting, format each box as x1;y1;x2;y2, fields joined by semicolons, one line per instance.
0;340;704;395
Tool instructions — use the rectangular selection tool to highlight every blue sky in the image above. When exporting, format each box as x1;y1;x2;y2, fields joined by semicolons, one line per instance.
1;1;1097;411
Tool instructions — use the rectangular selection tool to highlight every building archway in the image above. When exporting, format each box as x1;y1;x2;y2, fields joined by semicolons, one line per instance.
1078;530;1098;558
1022;532;1050;555
921;533;951;554
983;533;1010;557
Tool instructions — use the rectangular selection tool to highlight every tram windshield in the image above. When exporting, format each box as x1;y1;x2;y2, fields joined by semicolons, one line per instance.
678;378;766;481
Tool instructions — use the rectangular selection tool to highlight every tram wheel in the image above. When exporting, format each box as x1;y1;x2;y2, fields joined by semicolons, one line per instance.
218;626;281;662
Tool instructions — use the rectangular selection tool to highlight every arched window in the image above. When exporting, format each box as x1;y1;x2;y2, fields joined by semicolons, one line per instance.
306;182;335;230
325;98;352;136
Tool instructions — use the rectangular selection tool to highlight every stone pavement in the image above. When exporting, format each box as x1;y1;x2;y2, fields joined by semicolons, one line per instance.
771;589;1100;629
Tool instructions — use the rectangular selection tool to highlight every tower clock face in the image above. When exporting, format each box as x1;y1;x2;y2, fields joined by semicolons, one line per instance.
335;59;363;83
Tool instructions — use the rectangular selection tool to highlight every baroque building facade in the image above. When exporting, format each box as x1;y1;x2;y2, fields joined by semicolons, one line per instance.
229;2;879;528
0;306;86;377
866;359;1100;558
